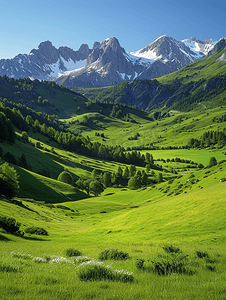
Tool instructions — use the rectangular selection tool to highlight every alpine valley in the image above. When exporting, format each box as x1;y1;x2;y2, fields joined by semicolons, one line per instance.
0;35;226;300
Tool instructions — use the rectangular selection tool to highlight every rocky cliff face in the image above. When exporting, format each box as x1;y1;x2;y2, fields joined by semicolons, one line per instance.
0;41;92;80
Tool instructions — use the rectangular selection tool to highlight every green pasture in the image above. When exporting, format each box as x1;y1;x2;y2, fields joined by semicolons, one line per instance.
63;105;226;151
145;149;226;166
1;169;226;299
1;101;226;299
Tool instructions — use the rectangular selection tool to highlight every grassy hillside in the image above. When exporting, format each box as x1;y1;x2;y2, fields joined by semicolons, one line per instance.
0;161;226;299
75;39;226;112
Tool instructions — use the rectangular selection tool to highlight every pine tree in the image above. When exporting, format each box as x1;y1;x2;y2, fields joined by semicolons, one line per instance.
0;163;19;199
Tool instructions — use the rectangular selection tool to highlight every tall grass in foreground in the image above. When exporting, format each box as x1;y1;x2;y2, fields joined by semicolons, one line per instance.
0;246;225;300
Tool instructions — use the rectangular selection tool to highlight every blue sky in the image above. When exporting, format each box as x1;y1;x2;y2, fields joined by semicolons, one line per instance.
1;0;225;59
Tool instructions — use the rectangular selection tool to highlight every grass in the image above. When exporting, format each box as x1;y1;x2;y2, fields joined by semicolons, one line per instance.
1;97;226;299
1;157;226;299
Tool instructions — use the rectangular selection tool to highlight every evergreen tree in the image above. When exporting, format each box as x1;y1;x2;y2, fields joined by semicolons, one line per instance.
91;169;99;180
0;163;20;199
18;153;28;169
208;157;217;167
157;172;163;183
102;172;112;187
146;164;151;172
123;166;129;179
129;165;136;177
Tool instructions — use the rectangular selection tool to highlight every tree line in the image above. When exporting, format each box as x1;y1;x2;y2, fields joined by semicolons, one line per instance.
187;129;226;148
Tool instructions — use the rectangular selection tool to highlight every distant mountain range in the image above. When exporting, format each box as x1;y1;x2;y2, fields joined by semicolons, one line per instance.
0;35;217;88
85;37;226;111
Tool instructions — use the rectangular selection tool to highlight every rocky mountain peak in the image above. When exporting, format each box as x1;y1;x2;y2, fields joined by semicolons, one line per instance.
30;40;59;64
93;42;101;49
208;37;226;56
100;37;123;53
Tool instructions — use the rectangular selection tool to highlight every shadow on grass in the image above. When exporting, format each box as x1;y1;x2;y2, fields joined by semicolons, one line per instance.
16;167;87;203
0;233;11;241
22;236;50;241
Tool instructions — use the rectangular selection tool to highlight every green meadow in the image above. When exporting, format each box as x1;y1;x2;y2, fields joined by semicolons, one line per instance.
1;126;226;299
1;71;226;299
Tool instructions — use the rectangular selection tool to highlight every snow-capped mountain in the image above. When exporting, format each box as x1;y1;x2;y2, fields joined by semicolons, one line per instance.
0;35;218;88
130;35;217;80
54;35;218;87
0;41;92;80
54;37;154;87
182;37;217;56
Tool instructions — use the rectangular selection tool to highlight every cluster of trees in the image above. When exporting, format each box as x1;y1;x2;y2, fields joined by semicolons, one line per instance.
212;113;226;123
76;163;157;196
0;75;78;106
187;129;226;148
0;98;61;132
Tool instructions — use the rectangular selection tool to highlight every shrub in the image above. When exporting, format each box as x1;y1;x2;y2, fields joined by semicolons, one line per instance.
77;261;134;283
206;264;216;272
162;245;182;254
57;171;74;185
149;253;195;276
66;248;82;257
99;249;131;261
0;216;23;236
0;262;21;273
25;226;48;236
195;250;209;259
135;258;145;269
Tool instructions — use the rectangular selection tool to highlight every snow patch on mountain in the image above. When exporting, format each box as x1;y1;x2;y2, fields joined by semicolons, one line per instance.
48;57;87;77
182;38;217;56
124;52;154;66
129;48;162;61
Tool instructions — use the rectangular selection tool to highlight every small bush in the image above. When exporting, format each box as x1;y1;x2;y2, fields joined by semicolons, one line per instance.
135;258;145;269
206;264;216;272
25;226;48;236
195;250;209;259
0;216;23;236
57;171;74;185
150;253;195;276
99;249;131;261
0;261;21;273
66;248;82;257
162;245;182;254
77;261;134;283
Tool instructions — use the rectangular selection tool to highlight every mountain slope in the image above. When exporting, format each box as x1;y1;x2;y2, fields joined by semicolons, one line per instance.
130;35;216;80
81;37;226;111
